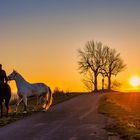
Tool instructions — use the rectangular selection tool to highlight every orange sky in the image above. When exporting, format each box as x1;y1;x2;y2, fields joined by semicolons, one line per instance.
0;1;140;93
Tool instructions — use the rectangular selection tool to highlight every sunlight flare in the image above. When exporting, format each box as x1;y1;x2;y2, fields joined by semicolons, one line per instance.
129;76;140;87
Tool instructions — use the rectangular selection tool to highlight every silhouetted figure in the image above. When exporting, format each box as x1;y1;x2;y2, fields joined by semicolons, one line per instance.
0;64;11;118
0;64;8;98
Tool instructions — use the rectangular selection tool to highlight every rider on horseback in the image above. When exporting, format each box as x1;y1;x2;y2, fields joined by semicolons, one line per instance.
0;64;11;117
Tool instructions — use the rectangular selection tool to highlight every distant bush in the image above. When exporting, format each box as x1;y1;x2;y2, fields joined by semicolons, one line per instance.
53;87;65;94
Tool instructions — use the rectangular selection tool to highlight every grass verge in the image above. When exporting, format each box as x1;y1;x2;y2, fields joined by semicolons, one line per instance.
99;92;140;140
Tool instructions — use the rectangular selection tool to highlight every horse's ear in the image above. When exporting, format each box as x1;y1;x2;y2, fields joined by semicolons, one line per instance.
13;69;15;72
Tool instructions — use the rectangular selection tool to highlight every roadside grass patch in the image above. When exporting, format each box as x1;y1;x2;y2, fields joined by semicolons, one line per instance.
99;92;140;140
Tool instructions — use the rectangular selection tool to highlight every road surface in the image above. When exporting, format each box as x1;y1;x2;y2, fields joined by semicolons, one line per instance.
0;94;113;140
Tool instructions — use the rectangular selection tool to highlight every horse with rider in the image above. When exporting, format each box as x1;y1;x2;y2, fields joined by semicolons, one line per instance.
0;64;52;118
0;64;11;118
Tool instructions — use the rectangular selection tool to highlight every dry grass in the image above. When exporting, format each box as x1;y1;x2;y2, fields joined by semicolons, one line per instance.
99;92;140;140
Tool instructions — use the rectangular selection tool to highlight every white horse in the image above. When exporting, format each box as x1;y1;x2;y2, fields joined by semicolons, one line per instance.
8;70;53;113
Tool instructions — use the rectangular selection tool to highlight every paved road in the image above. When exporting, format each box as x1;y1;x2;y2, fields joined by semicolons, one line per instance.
0;94;109;140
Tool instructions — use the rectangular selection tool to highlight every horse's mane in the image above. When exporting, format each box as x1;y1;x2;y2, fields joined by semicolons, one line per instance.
15;70;26;81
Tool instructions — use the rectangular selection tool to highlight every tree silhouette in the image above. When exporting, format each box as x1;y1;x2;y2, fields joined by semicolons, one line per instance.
78;40;126;92
101;48;126;91
78;41;105;91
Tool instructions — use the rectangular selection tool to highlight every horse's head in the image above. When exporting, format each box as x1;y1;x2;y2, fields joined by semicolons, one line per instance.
8;70;18;80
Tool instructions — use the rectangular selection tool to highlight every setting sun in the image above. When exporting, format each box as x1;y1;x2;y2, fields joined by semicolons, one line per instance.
129;76;140;87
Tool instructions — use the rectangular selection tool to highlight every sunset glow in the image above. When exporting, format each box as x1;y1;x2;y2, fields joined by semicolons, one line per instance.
130;76;140;87
0;1;140;92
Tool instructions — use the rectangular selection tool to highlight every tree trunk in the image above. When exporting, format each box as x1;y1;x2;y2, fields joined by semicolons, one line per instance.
94;73;98;92
108;75;111;91
102;78;104;91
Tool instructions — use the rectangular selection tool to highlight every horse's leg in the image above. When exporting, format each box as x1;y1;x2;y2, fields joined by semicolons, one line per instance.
36;95;40;106
38;96;44;105
5;100;9;117
23;96;27;113
32;95;40;111
14;97;23;113
0;101;3;118
32;96;38;112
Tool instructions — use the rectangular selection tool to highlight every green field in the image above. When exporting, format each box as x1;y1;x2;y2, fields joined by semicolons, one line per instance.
99;92;140;140
0;92;81;127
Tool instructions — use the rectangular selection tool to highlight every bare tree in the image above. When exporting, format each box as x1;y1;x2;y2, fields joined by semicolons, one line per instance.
78;40;126;92
101;48;126;91
78;40;104;91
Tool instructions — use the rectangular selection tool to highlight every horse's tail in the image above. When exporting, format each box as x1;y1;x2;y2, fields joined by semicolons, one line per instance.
45;87;53;110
